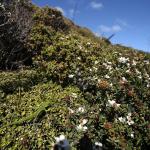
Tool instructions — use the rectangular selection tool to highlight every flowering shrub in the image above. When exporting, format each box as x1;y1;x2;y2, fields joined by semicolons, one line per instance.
0;3;150;150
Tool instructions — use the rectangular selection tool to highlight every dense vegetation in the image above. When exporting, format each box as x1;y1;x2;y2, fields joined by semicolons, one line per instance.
0;1;150;149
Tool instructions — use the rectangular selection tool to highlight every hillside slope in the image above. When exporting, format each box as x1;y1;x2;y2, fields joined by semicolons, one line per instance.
0;1;150;149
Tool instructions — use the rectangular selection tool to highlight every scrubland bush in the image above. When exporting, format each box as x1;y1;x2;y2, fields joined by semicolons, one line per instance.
0;1;150;150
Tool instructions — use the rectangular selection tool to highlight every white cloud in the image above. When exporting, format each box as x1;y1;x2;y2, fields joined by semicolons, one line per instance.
90;1;103;9
99;25;122;33
55;6;65;15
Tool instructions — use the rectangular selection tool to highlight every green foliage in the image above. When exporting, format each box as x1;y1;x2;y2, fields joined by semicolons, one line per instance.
32;6;69;31
0;69;45;94
0;3;150;150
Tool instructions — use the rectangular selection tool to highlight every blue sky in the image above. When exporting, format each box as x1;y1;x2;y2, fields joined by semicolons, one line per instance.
32;0;150;52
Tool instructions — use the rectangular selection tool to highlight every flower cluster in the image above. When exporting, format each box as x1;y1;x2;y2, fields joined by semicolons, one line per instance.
107;100;121;108
118;57;129;64
117;113;134;125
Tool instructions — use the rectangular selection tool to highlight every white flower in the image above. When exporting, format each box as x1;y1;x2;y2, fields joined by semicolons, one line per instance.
145;73;149;78
78;45;82;50
138;75;142;79
102;63;107;66
55;137;60;143
83;126;88;131
127;113;134;125
122;77;128;82
95;60;99;65
107;61;112;65
126;69;130;73
127;120;134;125
108;100;120;108
87;42;91;45
127;112;132;117
77;57;81;60
71;93;77;98
118;113;134;125
55;135;65;143
81;119;88;125
77;72;81;76
127;116;131;121
68;108;74;114
108;100;116;106
60;37;65;40
116;67;119;71
132;60;137;66
114;52;119;55
135;69;141;75
76;124;88;131
131;133;134;138
68;74;74;78
77;106;85;113
76;67;80;71
115;103;121;108
127;63;130;67
93;67;98;71
95;142;103;147
118;57;129;64
55;135;70;149
106;65;112;71
98;79;101;82
110;83;113;87
105;75;110;79
147;83;150;88
76;124;83;130
118;117;126;123
78;78;82;82
102;63;112;71
59;135;65;141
